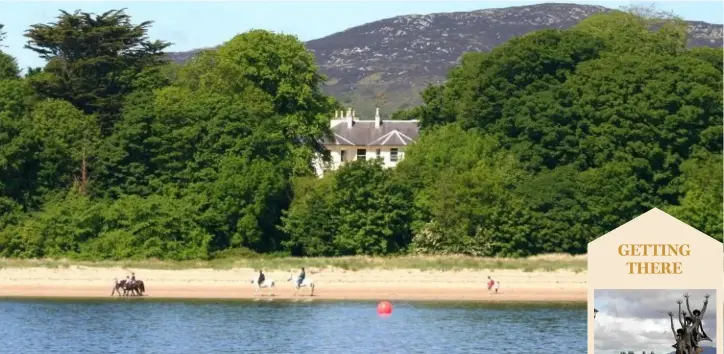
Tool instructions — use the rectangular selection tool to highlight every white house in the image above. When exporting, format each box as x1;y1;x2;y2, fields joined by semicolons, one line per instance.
313;107;419;177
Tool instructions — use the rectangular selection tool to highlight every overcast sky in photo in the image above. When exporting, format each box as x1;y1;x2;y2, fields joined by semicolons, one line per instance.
594;289;717;354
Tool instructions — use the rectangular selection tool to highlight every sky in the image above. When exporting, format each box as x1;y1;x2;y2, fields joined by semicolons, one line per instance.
594;289;717;354
1;1;723;70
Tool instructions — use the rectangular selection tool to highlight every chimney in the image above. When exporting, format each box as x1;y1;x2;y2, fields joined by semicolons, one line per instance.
346;107;353;128
374;108;381;128
334;110;338;118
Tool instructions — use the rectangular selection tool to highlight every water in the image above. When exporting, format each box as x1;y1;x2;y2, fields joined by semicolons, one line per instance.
0;298;586;353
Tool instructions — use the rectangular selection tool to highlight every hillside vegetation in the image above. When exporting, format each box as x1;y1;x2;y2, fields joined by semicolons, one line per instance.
0;9;720;262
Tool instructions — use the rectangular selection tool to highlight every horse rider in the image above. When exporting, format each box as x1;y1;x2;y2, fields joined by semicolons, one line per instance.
297;267;305;288
258;269;265;286
131;272;136;285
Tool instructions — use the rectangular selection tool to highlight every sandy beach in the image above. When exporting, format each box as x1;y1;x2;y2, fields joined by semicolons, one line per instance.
0;266;586;302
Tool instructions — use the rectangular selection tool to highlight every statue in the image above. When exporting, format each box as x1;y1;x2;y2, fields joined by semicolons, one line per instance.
669;294;711;354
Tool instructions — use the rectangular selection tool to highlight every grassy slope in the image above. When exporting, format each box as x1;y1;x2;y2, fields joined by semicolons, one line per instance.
0;254;586;272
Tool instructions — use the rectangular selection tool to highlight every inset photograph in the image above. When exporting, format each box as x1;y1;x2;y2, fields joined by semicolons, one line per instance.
594;289;716;354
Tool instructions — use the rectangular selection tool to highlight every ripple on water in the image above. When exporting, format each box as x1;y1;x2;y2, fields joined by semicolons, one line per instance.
0;299;586;354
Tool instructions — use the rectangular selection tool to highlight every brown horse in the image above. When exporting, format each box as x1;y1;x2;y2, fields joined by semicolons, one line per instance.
123;279;145;296
111;278;146;296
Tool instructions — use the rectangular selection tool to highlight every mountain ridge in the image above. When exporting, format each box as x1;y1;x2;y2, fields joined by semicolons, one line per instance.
167;3;723;117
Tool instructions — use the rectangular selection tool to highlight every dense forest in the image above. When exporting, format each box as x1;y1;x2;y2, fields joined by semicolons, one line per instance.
0;9;721;260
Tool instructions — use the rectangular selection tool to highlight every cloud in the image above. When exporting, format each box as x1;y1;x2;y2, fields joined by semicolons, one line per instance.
594;289;717;354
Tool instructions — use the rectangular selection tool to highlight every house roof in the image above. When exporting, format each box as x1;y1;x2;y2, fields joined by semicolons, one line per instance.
326;119;419;147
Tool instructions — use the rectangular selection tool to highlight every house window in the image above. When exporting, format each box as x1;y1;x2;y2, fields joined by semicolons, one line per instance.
375;149;381;159
340;150;347;162
390;148;399;162
357;149;367;161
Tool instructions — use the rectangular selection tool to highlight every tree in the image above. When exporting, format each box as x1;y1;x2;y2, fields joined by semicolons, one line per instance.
0;24;19;80
0;99;99;209
193;155;291;253
0;52;19;80
574;8;687;56
666;153;723;240
395;124;533;256
24;100;100;196
177;30;334;176
565;52;722;200
686;47;723;73
93;30;337;254
0;79;37;208
282;159;413;256
24;9;170;135
389;11;721;255
404;28;605;138
278;176;337;256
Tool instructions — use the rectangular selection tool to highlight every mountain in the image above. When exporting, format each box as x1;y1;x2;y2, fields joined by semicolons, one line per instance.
167;3;723;118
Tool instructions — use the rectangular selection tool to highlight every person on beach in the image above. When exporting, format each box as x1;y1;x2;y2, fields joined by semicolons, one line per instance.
258;269;265;285
486;276;494;292
130;272;136;286
297;267;305;288
494;281;500;294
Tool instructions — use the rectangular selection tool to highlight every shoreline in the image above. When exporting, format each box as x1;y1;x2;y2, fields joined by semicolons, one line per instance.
0;266;587;303
0;285;587;303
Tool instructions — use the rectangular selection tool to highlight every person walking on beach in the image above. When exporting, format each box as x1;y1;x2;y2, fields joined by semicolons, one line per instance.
258;269;265;286
494;281;500;294
486;276;495;293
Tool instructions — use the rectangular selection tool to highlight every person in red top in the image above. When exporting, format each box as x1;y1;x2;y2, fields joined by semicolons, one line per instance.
486;276;495;292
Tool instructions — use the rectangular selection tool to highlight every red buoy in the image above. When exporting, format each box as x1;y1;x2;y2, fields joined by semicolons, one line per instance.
377;301;392;315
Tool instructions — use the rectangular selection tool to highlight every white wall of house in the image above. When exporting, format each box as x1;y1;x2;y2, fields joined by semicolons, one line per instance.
313;145;407;177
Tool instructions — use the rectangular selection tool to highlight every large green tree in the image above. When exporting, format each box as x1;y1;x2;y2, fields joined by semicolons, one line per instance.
24;9;170;135
395;124;535;256
92;30;337;254
665;152;723;240
391;11;722;255
177;30;335;175
0;24;20;80
282;159;413;256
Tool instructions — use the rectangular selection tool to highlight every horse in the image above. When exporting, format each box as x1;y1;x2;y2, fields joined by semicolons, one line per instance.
287;272;315;296
127;279;145;296
111;278;126;296
249;279;275;296
121;279;145;296
111;277;146;296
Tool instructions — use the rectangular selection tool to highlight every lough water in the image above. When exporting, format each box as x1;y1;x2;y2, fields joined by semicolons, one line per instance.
0;298;585;353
